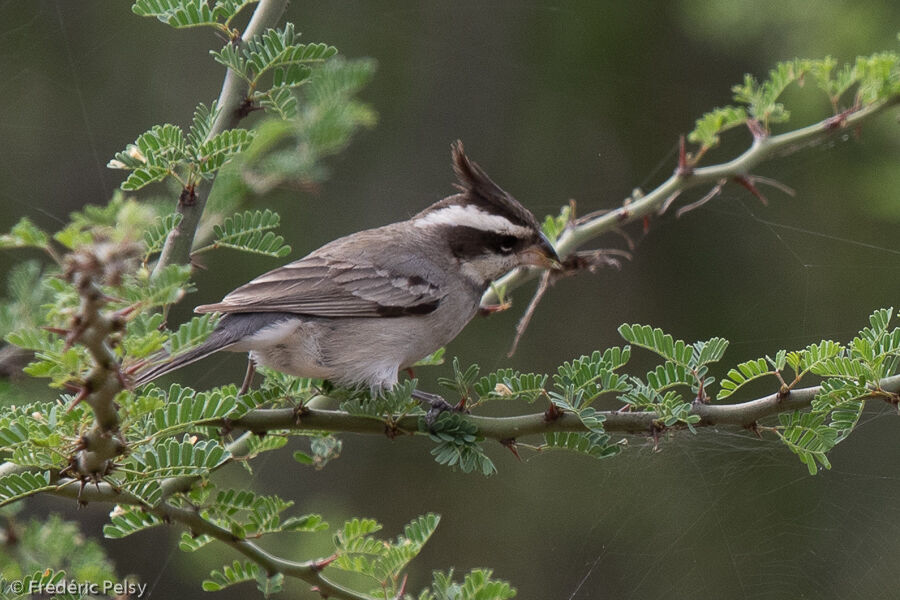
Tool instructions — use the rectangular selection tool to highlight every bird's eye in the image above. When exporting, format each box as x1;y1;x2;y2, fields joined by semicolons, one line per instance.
497;235;517;254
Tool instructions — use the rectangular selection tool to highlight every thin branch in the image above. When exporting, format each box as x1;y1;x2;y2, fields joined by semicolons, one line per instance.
50;483;373;600
153;0;289;276
152;504;373;600
482;95;900;305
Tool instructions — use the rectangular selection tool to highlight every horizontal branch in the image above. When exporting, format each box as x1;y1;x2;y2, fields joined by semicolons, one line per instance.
483;94;900;304
230;373;900;439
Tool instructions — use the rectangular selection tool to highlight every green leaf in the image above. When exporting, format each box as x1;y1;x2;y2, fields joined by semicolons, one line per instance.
413;347;446;367
122;263;193;308
210;44;250;82
645;362;693;391
187;101;220;148
855;52;900;104
540;204;571;243
0;471;53;506
121;166;170;191
0;217;50;250
179;531;214;552
256;571;284;597
196;128;255;175
133;0;220;29
718;357;774;400
168;313;219;355
207;209;291;257
618;324;692;365
103;505;164;538
692;337;729;366
124;438;230;490
777;411;836;475
257;86;299;119
143;213;183;259
474;369;547;404
422;569;517;600
425;413;496;475
202;560;260;591
542;431;622;460
687;105;748;148
244;24;337;84
146;384;241;439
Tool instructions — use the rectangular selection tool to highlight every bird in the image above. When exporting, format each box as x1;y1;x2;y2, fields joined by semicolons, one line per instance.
133;141;560;403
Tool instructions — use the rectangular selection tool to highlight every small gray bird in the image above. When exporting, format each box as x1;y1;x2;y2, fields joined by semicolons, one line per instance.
134;142;559;397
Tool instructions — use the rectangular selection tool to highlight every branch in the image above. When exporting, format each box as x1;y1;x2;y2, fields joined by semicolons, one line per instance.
39;374;900;506
482;95;900;305
48;429;372;599
153;0;289;276
51;479;372;600
224;373;900;439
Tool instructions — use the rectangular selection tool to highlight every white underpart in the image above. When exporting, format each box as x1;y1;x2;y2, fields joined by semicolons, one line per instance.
414;204;530;237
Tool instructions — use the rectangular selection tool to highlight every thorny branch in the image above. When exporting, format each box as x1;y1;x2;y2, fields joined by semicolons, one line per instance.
152;0;289;276
483;94;900;321
57;243;141;490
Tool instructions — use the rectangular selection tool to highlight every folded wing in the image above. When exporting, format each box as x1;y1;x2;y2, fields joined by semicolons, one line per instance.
195;256;444;317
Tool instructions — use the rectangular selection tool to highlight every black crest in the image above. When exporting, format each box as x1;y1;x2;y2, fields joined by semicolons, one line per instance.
416;141;541;231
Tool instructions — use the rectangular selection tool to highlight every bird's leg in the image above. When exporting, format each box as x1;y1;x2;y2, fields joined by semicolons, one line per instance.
411;389;457;426
239;356;257;396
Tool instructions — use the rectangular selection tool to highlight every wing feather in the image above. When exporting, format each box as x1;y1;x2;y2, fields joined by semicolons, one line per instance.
195;255;444;317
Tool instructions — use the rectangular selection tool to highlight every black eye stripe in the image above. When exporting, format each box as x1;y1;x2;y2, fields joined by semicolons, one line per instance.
446;226;522;259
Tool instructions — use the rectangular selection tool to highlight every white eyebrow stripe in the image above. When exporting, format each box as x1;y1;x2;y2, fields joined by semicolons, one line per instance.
414;204;531;236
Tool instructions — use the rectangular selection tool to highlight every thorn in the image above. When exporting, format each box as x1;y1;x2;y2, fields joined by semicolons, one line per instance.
67;387;90;413
478;300;513;316
113;304;139;319
405;367;415;379
744;422;763;438
657;190;682;216
124;361;147;376
733;175;768;206
650;423;664;452
395;574;409;599
642;214;651;234
500;438;521;461
676;179;726;218
42;326;71;337
675;134;693;176
312;553;339;571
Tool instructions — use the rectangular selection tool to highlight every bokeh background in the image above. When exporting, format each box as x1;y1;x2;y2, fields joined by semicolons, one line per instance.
2;1;900;598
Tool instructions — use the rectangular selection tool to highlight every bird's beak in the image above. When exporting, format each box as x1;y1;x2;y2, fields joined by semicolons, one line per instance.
522;232;562;270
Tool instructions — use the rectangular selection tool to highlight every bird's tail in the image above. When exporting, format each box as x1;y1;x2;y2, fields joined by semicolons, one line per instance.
131;324;241;387
131;312;298;388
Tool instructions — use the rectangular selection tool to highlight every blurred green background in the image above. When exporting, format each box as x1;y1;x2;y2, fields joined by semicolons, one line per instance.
2;1;900;598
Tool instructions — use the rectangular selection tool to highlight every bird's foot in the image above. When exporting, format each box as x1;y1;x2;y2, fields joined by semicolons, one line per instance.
411;389;462;427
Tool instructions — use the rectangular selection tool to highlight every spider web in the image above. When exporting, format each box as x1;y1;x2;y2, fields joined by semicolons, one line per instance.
5;3;900;600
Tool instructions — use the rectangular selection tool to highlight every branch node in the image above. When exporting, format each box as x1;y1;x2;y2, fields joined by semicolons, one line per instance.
544;403;562;423
179;185;197;207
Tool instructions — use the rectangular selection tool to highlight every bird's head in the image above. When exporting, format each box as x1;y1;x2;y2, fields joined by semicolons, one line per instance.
413;141;560;289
